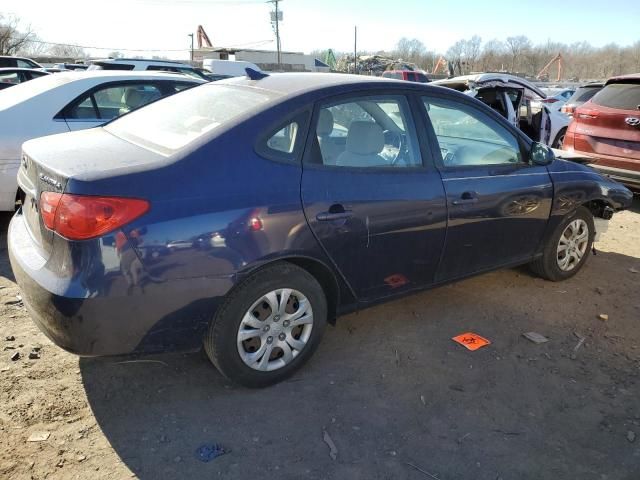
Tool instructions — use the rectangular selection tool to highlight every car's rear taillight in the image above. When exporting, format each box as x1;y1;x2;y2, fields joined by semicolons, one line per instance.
541;98;559;103
561;104;575;115
576;108;600;119
40;193;149;240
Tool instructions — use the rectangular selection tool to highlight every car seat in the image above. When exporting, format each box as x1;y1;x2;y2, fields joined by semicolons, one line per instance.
335;121;387;167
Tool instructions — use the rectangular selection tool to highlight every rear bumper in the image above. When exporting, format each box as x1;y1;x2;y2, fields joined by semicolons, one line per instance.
8;213;234;356
565;149;640;191
589;164;640;191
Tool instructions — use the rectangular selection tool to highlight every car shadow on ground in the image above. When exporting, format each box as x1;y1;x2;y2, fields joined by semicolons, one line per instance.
79;247;640;480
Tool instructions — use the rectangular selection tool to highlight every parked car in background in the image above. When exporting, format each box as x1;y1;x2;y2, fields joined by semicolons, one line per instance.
0;55;42;69
533;87;576;111
563;73;640;190
53;63;88;71
8;73;632;388
382;69;430;82
0;68;49;90
0;71;203;211
561;82;604;117
88;58;212;81
434;73;570;148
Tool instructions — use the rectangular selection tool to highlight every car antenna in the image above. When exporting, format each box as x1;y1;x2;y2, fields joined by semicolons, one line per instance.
245;68;269;80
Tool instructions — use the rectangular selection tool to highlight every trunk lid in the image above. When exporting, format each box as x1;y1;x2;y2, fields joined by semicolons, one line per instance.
18;127;168;256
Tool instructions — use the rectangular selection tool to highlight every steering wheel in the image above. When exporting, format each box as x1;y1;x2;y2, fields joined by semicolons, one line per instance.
383;130;406;165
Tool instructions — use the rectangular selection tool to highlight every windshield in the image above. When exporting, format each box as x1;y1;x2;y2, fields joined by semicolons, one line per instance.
0;74;70;111
105;84;280;155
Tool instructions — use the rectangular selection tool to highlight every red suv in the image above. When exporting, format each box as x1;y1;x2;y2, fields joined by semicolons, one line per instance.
563;74;640;190
382;70;430;83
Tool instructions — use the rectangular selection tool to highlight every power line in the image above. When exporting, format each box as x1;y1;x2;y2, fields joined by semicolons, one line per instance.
27;38;274;53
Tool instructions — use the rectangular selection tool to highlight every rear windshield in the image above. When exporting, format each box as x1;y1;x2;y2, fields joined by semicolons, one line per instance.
567;86;602;104
88;62;134;71
105;84;280;154
592;83;640;110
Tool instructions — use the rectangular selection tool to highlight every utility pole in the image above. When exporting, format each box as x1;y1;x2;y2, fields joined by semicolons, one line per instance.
353;26;357;74
188;33;194;62
268;0;282;69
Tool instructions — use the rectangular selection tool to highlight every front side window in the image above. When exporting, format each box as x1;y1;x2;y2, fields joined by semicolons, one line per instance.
314;96;421;168
423;97;522;167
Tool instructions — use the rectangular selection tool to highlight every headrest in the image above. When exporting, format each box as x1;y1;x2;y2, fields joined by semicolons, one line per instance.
316;109;334;136
346;121;384;155
124;88;144;108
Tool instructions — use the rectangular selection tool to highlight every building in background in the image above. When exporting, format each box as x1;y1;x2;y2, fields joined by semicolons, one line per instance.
193;47;329;73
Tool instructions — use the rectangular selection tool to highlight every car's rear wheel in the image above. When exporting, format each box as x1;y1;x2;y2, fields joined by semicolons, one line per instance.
204;262;327;388
552;128;567;149
530;206;594;281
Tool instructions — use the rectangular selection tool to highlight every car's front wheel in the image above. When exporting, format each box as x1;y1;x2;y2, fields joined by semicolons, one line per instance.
204;262;327;388
530;206;594;281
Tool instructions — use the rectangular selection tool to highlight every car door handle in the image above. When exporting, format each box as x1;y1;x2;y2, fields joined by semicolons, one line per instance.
316;206;353;222
452;191;479;205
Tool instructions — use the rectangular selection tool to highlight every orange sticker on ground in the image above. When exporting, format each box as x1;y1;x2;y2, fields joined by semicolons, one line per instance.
452;332;491;351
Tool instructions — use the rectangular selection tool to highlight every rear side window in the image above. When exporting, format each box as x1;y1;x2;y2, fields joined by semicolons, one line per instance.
66;83;163;120
592;83;640;110
106;84;280;154
17;59;37;68
415;73;429;83
382;72;402;80
267;122;299;153
89;62;135;71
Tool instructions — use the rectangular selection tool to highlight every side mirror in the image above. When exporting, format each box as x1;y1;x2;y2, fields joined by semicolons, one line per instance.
529;142;554;166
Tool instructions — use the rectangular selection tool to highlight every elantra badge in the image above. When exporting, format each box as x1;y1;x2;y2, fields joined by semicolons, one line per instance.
39;173;62;190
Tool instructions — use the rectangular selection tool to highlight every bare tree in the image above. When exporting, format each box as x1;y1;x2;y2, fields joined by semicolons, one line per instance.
0;14;35;55
462;35;482;72
48;43;87;59
505;35;532;72
479;39;505;71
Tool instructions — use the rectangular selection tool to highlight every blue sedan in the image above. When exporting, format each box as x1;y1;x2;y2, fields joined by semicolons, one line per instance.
9;72;633;387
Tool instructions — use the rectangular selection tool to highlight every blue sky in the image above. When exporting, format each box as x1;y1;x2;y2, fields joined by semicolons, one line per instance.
3;0;639;59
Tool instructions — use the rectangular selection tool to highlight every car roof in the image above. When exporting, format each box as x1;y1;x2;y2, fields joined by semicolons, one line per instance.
605;73;640;85
0;55;34;60
0;67;49;73
434;73;546;98
217;72;414;97
91;58;195;67
43;70;204;83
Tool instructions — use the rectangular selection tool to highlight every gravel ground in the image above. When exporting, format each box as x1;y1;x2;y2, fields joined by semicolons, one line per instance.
1;199;639;480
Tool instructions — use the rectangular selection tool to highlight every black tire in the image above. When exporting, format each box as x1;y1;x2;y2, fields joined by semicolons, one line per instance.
530;206;594;281
204;262;327;388
552;128;567;149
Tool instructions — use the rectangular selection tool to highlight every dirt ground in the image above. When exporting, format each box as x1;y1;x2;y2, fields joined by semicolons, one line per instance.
1;199;639;480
